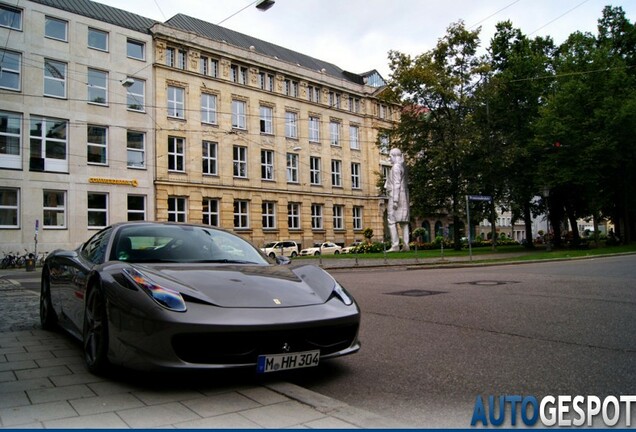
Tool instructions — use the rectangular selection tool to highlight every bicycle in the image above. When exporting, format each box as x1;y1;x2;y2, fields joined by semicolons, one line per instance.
1;251;17;269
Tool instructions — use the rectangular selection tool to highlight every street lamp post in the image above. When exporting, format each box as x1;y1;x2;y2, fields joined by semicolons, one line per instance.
543;187;551;252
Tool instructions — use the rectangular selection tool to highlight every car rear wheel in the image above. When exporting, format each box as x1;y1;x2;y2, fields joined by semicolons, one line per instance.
269;252;276;258
83;285;110;375
334;250;340;254
291;251;297;257
40;269;57;330
314;251;320;256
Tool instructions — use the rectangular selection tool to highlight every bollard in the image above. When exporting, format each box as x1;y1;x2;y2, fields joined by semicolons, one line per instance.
25;258;35;272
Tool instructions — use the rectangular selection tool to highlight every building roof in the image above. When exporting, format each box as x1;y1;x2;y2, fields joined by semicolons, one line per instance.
164;13;368;85
28;0;158;34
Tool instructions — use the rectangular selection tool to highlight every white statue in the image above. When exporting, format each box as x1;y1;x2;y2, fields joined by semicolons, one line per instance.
385;148;410;252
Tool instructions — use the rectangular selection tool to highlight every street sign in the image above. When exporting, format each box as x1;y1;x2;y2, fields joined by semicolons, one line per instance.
468;195;492;202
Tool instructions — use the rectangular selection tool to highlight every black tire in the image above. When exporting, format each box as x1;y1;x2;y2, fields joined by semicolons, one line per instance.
83;285;110;375
314;251;320;256
269;252;276;258
40;270;57;330
334;250;340;255
291;251;297;258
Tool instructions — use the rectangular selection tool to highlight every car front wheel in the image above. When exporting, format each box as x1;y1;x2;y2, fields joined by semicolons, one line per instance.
83;285;110;375
314;251;320;256
334;250;340;254
291;251;297;257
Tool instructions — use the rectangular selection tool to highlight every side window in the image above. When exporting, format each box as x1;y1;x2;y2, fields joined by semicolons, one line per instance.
82;227;112;264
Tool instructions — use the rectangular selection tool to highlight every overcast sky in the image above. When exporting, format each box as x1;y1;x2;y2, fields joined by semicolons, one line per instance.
96;0;635;79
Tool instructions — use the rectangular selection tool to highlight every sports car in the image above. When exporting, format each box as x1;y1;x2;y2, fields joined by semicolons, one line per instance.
40;222;360;374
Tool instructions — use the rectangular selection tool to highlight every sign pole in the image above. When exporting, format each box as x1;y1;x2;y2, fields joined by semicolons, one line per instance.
466;195;472;261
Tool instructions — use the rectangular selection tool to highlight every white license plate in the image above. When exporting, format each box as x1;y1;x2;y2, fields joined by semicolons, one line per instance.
256;350;320;373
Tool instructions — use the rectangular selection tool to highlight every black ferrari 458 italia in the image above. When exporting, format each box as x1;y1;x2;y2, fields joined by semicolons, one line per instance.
40;222;360;374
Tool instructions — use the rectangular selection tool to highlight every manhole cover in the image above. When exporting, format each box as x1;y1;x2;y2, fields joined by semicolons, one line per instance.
459;280;520;286
386;289;446;297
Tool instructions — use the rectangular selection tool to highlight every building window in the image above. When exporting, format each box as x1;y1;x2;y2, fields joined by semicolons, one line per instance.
127;39;145;60
168;136;185;172
232;100;247;129
349;125;360;150
168;196;187;222
0;49;20;91
44;59;66;98
0;188;19;228
288;203;300;230
286;153;299;183
353;206;363;230
126;78;144;111
166;47;175;67
0;5;22;30
310;156;321;185
379;134;390;154
333;205;344;230
127;130;145;168
231;65;248;84
88;192;108;228
349;97;360;113
260;106;273;134
309;116;320;142
200;56;217;76
233;146;247;178
127;195;146;221
45;16;67;41
177;49;187;70
201;93;217;124
284;79;298;97
285;111;298;139
43;190;66;228
203;198;219;226
0;111;21;169
87;125;107;165
329;92;340;109
30;116;68;173
88;28;108;51
167;86;185;118
311;204;323;230
259;71;274;91
351;162;361;189
209;59;219;77
262;202;276;229
261;150;274;181
331;159;342;187
87;68;107;105
330;121;340;146
308;85;320;103
234;200;249;229
202;141;218;175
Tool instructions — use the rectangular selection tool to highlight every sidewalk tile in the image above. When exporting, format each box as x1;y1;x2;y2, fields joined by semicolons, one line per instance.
303;416;359;428
26;342;76;353
52;348;84;359
0;346;27;356
0;390;30;409
35;356;83;368
88;380;143;396
43;412;129;429
27;384;95;404
0;377;52;393
70;393;145;416
238;386;289;405
0;360;37;373
133;389;206;406
116;402;201;428
181;392;261;417
239;400;326;428
15;365;72;380
0;401;77;427
5;351;55;362
173;412;262;429
50;371;105;387
0;370;16;383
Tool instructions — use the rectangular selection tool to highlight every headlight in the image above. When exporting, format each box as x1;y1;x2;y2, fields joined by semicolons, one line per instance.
333;283;353;306
123;268;187;312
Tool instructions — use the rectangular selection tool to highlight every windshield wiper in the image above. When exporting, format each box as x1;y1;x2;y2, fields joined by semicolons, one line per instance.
192;259;259;264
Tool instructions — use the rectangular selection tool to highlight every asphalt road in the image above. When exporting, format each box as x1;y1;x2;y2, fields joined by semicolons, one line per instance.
285;255;636;428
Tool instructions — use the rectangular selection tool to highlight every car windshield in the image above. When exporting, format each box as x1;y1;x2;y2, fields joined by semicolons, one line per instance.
112;225;268;265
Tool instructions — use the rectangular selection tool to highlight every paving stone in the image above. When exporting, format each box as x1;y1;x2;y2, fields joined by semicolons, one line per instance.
239;400;327;428
0;401;77;427
0;390;31;409
87;380;143;396
116;402;201;428
132;389;207;406
181;392;262;418
50;371;105;387
35;356;84;369
5;351;55;362
69;393;145;416
0;370;16;383
173;412;262;429
27;384;96;404
302;416;359;428
43;412;129;429
15;365;72;380
238;386;289;405
0;377;53;393
0;360;38;373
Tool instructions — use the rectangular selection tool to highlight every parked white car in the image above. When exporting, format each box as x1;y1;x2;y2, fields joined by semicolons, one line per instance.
260;241;299;258
300;242;342;256
341;241;363;254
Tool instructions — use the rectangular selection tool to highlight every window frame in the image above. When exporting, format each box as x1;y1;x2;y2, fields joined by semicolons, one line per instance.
127;194;146;221
87;68;108;105
0;187;19;228
88;27;108;51
0;5;22;30
353;206;363;230
126;78;145;111
260;105;273;134
351;162;361;189
87;125;108;165
288;203;300;230
126;130;145;169
309;156;321;185
30;116;68;173
201;93;217;124
330;121;340;146
261;149;274;181
233;200;250;229
286;153;299;183
167;86;185;118
262;201;276;230
0;110;21;169
285;111;298;139
202;140;218;176
127;38;145;60
44;16;68;42
311;204;323;230
44;59;67;98
333;205;344;230
349;125;360;150
308;116;320;142
233;145;248;178
87;192;108;228
232;100;247;130
331;159;342;187
43;190;66;229
202;198;220;226
168;136;185;172
167;196;187;222
0;49;21;91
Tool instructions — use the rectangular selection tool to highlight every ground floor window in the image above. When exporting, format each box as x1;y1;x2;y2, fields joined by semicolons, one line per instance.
288;203;300;230
203;198;219;226
262;202;276;229
234;200;249;229
127;195;146;221
43;190;66;228
168;196;187;222
0;188;19;228
87;192;108;228
353;206;363;230
311;204;323;230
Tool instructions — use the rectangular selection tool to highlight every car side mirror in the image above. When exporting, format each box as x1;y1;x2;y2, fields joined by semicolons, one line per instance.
275;255;291;265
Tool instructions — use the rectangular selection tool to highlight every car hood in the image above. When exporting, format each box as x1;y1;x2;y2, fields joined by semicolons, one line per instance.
131;263;336;308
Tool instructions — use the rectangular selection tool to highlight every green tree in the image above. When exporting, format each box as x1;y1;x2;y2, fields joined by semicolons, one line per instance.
385;21;487;250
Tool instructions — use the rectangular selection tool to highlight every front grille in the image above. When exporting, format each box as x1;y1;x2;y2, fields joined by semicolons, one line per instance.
172;323;359;364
